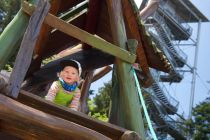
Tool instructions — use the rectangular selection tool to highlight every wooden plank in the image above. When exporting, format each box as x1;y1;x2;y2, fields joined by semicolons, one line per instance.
122;0;153;87
7;0;50;98
106;0;145;138
92;66;112;83
0;94;110;140
0;0;38;70
22;1;136;64
16;90;128;140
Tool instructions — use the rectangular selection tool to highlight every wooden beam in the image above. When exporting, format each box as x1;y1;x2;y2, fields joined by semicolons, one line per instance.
0;94;110;140
16;90;128;140
7;0;50;98
122;0;153;87
59;0;88;21
92;66;112;83
0;10;29;70
106;0;145;138
22;1;136;63
27;0;63;77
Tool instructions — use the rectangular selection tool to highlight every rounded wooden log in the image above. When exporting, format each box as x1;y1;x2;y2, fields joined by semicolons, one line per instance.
0;94;111;140
120;131;142;140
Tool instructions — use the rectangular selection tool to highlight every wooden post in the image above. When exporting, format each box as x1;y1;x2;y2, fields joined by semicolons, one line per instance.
0;94;111;140
22;1;136;64
0;10;28;70
80;71;95;113
122;0;153;87
106;0;145;138
80;0;101;113
7;0;50;98
0;0;37;70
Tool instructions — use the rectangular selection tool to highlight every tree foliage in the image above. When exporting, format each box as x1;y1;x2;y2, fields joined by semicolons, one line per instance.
185;97;210;140
88;81;112;122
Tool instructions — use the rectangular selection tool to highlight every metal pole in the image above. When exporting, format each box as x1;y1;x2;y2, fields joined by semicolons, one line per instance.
188;20;202;139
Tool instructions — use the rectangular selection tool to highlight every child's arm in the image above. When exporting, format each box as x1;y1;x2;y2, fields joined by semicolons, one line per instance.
69;89;81;111
45;81;59;101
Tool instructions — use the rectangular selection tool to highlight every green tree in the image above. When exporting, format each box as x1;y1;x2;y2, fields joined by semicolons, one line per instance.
88;81;112;122
185;97;210;140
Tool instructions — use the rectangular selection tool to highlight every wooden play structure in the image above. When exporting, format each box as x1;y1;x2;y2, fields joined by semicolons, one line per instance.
0;0;172;139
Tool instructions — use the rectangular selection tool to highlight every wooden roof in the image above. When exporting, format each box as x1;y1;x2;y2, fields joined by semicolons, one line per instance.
26;0;171;83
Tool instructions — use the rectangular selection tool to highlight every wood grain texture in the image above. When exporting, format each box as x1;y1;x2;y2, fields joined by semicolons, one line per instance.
8;0;50;98
106;0;145;138
0;94;110;140
122;0;153;87
22;1;136;64
17;90;128;140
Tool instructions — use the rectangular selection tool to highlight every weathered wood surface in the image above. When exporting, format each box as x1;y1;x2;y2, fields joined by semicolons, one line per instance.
80;0;101;113
17;90;128;140
92;66;112;83
122;0;153;87
0;94;110;140
27;0;63;77
0;0;38;70
7;0;50;98
0;10;29;70
80;71;94;113
27;0;88;77
106;0;145;138
22;1;136;64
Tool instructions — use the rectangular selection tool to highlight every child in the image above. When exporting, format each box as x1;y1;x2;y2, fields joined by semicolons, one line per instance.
45;59;82;111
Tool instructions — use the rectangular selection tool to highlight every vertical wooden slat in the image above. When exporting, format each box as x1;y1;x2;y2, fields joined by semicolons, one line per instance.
106;0;145;138
7;0;50;98
80;0;101;113
80;71;95;113
0;0;38;70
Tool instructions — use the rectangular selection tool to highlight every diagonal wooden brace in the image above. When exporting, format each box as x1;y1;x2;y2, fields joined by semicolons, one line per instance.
7;0;50;98
22;1;136;64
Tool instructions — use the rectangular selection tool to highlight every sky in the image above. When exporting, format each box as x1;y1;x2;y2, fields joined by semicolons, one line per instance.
91;0;210;119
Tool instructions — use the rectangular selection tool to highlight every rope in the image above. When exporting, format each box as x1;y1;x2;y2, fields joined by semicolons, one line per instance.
132;67;158;140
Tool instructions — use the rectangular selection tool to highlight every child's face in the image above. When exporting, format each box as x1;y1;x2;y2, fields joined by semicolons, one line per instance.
60;66;80;85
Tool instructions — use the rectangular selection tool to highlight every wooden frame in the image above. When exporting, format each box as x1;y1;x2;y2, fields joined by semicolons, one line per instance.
22;1;136;64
